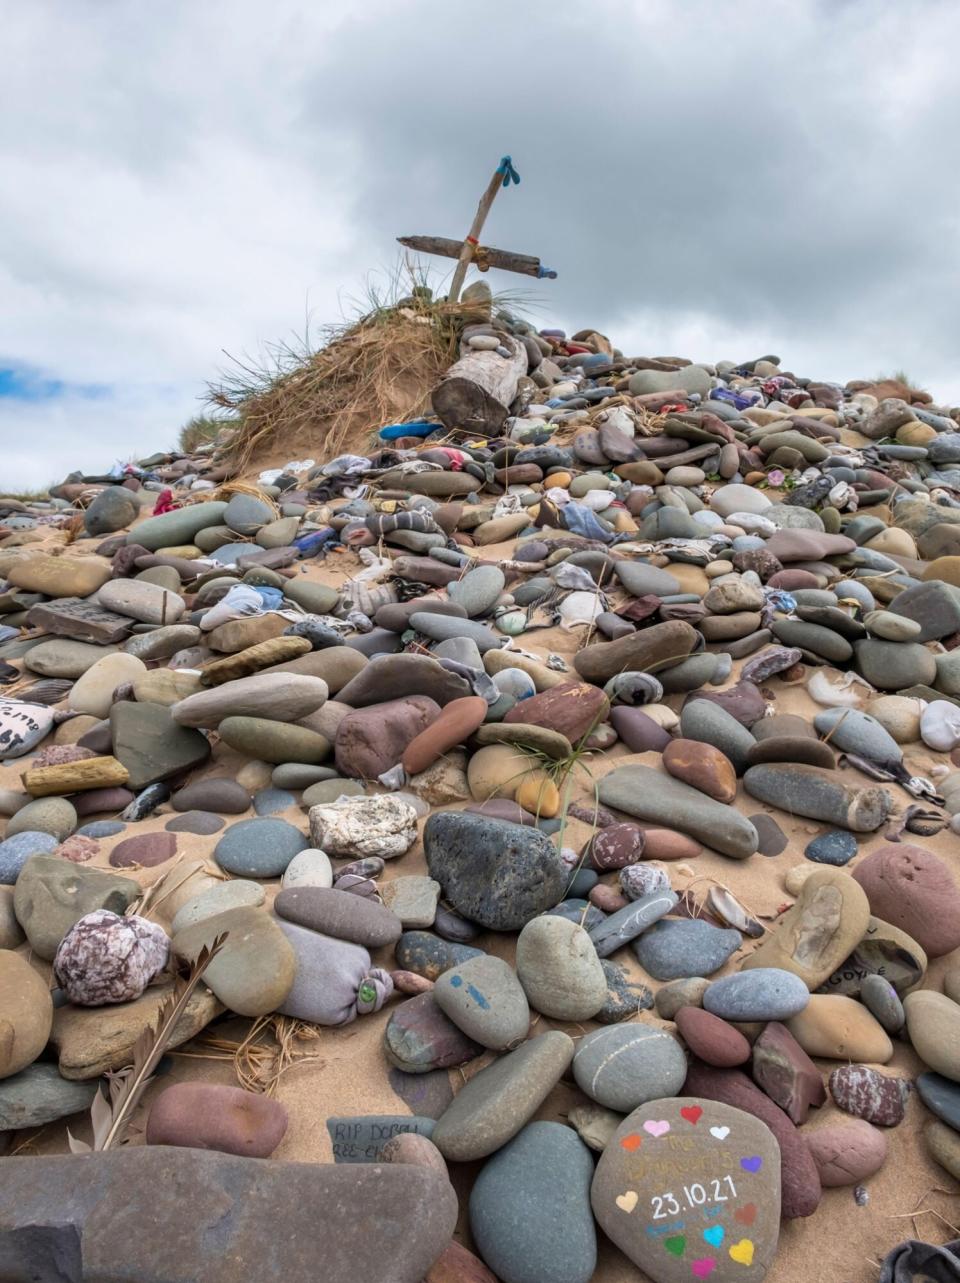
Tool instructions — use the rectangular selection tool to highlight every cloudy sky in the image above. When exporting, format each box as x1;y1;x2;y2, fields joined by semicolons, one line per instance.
3;0;960;489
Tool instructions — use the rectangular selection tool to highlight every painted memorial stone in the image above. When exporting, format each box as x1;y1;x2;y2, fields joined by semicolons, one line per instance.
24;598;132;645
325;1114;436;1163
591;1097;781;1283
0;700;55;759
815;917;927;997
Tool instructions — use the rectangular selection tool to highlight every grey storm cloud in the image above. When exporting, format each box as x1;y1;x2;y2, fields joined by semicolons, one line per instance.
1;0;959;488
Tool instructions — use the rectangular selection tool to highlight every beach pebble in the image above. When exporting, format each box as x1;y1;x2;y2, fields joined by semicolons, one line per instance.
384;992;483;1073
787;994;893;1063
572;1025;687;1111
516;916;607;1020
742;868;869;989
433;955;530;1050
829;1065;909;1126
591;1095;783;1274
675;1007;751;1067
469;1121;596;1283
704;969;811;1022
214;817;308;877
432;1031;574;1162
53;910;169;1006
805;1119;887;1186
852;844;960;957
633;918;741;981
146;1082;287;1158
904;990;960;1081
0;952;53;1079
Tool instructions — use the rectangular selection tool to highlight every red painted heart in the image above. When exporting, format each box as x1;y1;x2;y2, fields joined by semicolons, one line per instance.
680;1106;704;1125
735;1204;757;1226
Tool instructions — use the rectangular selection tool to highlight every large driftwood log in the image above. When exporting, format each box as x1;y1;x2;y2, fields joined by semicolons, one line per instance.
431;334;527;435
22;756;129;797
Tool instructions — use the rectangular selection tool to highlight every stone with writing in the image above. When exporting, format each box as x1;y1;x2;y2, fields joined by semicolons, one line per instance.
591;1097;781;1283
25;597;132;645
0;700;55;759
325;1113;436;1163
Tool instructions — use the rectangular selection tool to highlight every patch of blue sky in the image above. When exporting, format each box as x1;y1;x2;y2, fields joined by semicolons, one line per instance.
0;362;111;401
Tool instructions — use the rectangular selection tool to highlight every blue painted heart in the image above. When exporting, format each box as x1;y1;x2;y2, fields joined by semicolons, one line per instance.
740;1156;762;1173
703;1225;725;1248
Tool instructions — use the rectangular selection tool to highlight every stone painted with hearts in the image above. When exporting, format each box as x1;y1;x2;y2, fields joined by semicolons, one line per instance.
591;1097;781;1283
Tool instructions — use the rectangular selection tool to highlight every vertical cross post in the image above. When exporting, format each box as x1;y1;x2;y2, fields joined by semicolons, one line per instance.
446;156;519;303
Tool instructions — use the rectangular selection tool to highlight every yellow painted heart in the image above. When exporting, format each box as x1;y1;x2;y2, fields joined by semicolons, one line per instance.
729;1239;755;1267
615;1191;639;1214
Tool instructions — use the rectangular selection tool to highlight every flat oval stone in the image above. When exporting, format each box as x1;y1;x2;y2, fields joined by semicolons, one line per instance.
171;778;251;813
572;1025;686;1112
213;817;308;877
805;1118;887;1186
280;848;333;889
916;1072;960;1131
591;1096;781;1281
470;1121;596;1283
0;1061;97;1130
633;919;741;981
675;1008;751;1068
904;990;960;1080
394;931;484;981
432;1030;574;1161
146;1082;288;1157
109;832;177;869
273;887;402;948
433;955;530;1050
588;890;678;959
787;994;893;1063
0;952;53;1078
704;970;811;1022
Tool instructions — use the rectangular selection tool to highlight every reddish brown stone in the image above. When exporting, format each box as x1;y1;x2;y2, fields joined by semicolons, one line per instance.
426;1240;499;1283
608;707;670;752
675;1006;751;1067
380;1132;448;1175
108;832;177;868
640;829;702;861
335;695;441;780
73;787;135;818
684;1060;822;1219
662;738;737;803
589;884;628;912
752;1021;827;1124
146;1082;288;1157
502;680;609;744
401;696;487;775
852;844;960;957
584;823;645;871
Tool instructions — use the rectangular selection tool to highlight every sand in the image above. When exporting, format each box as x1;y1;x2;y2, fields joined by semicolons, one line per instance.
3;520;959;1282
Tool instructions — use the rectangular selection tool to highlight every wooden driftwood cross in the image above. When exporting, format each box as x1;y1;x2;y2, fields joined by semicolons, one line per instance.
398;155;557;302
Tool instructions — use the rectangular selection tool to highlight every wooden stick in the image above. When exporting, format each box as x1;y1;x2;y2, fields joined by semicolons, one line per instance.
447;165;510;304
22;755;130;797
398;236;555;279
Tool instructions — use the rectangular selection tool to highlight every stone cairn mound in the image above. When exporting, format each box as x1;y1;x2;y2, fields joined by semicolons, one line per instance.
3;290;960;1281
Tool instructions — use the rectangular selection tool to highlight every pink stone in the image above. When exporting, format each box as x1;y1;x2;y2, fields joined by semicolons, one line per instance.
53;909;169;1005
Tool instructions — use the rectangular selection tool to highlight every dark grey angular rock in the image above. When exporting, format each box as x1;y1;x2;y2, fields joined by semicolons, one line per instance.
424;812;567;931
